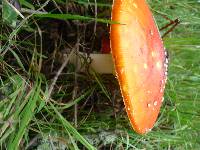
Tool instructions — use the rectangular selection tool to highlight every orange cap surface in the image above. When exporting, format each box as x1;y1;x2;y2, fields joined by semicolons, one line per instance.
110;0;168;134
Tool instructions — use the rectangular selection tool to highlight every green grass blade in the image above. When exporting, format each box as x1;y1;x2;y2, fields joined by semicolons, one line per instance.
91;71;111;100
34;13;114;24
56;87;95;110
9;49;26;72
7;77;42;150
49;102;96;150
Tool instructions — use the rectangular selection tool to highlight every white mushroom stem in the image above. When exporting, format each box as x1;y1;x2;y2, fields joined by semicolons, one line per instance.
69;52;114;74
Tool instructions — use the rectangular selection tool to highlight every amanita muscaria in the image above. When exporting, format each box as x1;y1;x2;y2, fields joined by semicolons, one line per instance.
110;0;168;134
70;0;168;134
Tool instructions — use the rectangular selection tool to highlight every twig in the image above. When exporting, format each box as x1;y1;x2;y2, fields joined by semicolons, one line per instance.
46;47;77;102
73;27;81;128
36;0;47;12
93;0;98;35
25;135;41;149
52;0;63;13
161;18;180;38
152;9;180;38
0;5;48;14
73;82;78;128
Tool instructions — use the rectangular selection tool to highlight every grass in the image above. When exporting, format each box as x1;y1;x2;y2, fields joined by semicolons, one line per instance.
0;0;200;149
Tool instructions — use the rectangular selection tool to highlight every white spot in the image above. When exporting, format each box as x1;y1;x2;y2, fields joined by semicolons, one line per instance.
161;80;164;84
162;97;164;102
147;103;151;108
164;63;168;68
147;90;151;94
124;28;129;33
164;77;167;83
164;50;168;56
156;61;162;69
151;51;156;57
153;101;158;106
150;30;154;36
138;127;141;131
165;58;169;64
133;3;138;8
120;68;124;74
132;110;135;115
127;107;130;111
163;85;166;90
145;128;152;133
144;63;148;69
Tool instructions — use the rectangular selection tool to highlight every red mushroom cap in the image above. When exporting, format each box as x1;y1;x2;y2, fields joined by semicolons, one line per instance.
101;34;111;54
110;0;168;134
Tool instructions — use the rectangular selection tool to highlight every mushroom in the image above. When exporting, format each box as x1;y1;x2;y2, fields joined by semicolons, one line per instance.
68;0;167;134
110;0;168;134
